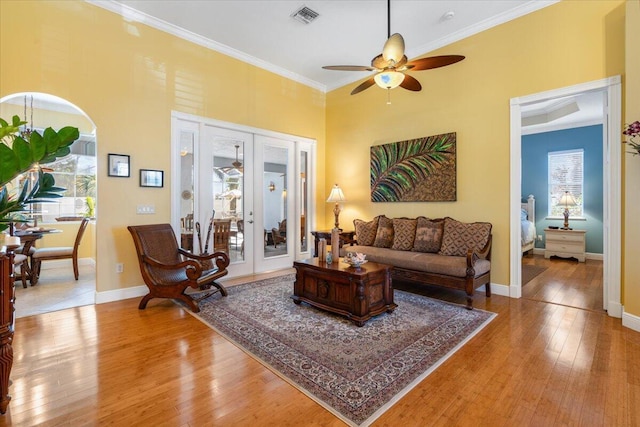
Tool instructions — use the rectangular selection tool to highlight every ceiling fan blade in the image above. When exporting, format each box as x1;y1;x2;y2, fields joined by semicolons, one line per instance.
382;33;405;63
406;55;465;71
399;74;422;92
323;65;375;71
351;77;376;95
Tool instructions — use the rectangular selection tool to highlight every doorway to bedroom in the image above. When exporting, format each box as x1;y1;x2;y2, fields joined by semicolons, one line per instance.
510;77;621;316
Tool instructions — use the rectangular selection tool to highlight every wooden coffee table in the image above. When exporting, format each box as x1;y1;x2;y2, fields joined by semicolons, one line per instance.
292;258;396;326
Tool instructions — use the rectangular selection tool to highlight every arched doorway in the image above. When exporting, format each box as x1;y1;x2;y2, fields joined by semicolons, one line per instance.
0;92;97;317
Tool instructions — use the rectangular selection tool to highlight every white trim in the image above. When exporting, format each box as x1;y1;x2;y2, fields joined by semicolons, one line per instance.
88;0;557;94
95;284;148;304
622;309;640;333
510;76;622;317
86;0;325;93
486;282;509;297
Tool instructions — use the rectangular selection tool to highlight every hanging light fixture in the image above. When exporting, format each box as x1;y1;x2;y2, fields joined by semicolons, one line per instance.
374;71;405;89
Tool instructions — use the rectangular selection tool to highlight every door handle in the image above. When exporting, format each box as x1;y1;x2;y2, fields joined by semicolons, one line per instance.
248;220;254;224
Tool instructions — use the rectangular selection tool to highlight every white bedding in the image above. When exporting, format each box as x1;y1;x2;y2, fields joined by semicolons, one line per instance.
521;219;536;245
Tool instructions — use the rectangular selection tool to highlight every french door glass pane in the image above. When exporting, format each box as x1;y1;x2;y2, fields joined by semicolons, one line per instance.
263;145;288;258
212;141;244;262
179;130;194;252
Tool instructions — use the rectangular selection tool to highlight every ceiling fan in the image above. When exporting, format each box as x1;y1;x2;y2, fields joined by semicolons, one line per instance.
219;144;243;175
322;0;465;96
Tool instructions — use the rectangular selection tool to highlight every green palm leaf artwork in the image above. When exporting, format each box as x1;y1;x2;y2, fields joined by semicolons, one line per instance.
370;133;456;202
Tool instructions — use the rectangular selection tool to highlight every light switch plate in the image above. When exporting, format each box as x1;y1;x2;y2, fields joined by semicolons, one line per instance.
136;204;155;214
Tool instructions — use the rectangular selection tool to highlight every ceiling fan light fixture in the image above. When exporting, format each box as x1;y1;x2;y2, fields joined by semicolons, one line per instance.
374;71;405;89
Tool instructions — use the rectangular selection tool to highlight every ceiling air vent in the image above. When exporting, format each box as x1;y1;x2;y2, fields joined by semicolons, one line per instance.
291;5;320;24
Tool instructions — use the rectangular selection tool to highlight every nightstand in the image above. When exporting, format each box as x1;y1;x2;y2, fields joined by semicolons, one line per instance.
544;228;586;262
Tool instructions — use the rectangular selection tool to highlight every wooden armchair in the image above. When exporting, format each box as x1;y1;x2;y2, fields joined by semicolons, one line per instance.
128;223;230;313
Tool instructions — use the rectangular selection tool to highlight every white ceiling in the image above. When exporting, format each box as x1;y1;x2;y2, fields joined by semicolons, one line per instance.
94;0;558;92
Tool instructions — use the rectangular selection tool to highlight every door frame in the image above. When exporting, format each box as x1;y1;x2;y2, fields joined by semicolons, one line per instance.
509;76;622;317
171;111;316;275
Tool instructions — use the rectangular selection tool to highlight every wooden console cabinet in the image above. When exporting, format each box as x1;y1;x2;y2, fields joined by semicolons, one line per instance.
0;249;15;414
292;258;396;327
544;228;586;262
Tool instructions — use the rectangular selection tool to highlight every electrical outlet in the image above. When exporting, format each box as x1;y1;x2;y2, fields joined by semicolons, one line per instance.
116;263;124;273
537;235;543;241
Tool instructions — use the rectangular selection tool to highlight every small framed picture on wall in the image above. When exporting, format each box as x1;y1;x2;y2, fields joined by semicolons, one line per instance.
140;169;164;188
108;154;130;177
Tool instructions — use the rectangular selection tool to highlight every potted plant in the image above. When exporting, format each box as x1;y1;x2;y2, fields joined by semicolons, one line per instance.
0;115;80;233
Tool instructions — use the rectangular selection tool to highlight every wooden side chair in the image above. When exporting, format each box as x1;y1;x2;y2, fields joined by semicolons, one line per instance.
213;219;232;254
13;254;28;288
128;223;230;313
32;218;90;283
271;227;286;248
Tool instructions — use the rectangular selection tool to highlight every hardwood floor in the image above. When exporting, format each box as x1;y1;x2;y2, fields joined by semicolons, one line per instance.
2;264;639;426
522;254;604;312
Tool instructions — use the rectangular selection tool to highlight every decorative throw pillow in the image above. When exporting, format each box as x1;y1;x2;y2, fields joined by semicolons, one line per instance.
412;217;444;253
353;217;379;246
391;218;417;251
439;217;492;257
373;216;394;248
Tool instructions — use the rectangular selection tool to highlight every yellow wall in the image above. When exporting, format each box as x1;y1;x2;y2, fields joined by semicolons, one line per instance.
326;1;626;296
0;1;326;293
624;0;640;316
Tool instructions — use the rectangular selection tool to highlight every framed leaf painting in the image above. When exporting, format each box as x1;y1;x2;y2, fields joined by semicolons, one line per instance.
370;132;456;202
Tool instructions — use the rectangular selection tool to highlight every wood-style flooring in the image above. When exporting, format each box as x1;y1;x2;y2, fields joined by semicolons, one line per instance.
2;260;639;426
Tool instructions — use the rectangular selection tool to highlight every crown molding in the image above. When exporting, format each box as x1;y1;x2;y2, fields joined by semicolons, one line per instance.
326;0;560;92
86;0;327;93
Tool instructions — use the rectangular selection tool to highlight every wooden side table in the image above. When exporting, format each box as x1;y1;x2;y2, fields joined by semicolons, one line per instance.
311;230;355;257
544;228;586;262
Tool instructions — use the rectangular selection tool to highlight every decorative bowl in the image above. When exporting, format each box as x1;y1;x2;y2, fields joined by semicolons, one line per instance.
344;259;368;268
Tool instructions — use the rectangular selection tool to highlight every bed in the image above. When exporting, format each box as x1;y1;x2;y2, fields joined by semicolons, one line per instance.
521;194;536;255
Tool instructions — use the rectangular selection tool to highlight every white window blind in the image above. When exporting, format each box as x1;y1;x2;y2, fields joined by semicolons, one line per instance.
548;149;583;217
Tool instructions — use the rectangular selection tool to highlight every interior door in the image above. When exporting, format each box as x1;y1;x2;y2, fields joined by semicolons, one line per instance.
200;125;254;277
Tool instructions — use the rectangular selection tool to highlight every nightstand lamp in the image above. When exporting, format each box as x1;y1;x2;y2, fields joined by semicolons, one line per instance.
326;184;346;230
559;191;577;230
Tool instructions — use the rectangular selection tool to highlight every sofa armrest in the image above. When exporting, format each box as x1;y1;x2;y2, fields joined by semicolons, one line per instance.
466;234;492;272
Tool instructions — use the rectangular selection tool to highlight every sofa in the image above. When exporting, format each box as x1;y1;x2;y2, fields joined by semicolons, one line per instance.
341;215;492;309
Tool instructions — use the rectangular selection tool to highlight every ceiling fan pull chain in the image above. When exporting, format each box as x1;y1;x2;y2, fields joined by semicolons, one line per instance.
387;88;392;105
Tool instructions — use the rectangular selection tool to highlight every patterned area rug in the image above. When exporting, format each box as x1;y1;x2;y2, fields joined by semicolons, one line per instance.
192;274;496;426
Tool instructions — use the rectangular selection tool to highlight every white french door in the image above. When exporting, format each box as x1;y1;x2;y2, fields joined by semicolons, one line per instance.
200;125;255;276
172;112;315;278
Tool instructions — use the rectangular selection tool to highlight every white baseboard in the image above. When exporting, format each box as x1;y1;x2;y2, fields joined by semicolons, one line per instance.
95;284;148;304
622;308;640;333
475;282;509;297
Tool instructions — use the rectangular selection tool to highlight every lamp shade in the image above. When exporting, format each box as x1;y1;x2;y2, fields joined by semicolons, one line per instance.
326;184;346;203
374;71;405;89
559;191;577;207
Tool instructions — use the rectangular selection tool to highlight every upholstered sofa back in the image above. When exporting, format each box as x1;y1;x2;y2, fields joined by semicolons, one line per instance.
353;215;492;258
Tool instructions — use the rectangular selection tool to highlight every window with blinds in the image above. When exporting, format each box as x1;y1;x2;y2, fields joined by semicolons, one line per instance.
548;149;583;217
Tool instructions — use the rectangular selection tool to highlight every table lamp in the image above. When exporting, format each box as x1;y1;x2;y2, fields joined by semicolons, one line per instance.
559;191;577;230
326;184;346;230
